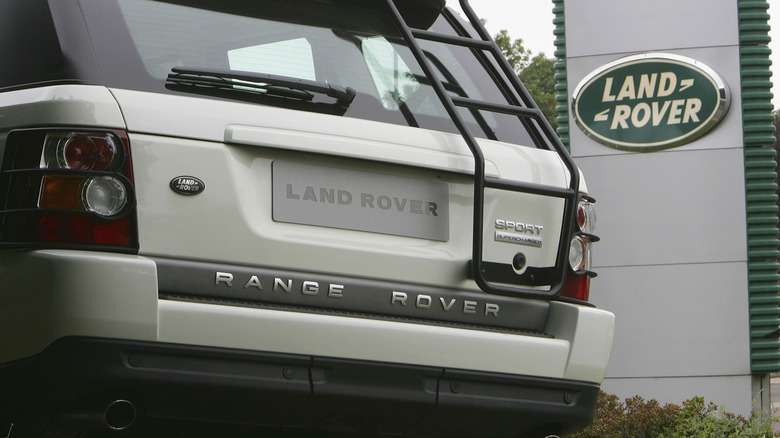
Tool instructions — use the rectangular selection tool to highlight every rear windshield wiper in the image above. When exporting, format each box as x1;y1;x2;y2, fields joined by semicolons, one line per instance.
166;67;356;108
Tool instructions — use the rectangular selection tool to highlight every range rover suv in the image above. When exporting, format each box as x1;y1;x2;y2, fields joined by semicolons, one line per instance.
0;0;614;437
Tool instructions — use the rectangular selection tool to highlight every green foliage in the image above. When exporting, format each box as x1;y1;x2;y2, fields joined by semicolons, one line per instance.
569;392;777;438
492;29;557;130
570;392;679;438
519;53;557;131
660;396;775;438
493;29;531;73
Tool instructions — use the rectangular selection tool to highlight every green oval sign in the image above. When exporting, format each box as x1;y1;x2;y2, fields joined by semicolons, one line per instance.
572;53;730;152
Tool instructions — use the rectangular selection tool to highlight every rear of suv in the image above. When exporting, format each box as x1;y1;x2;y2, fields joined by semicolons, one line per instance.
0;0;614;437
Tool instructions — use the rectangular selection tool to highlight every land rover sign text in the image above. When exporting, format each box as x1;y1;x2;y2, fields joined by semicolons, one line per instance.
572;53;730;151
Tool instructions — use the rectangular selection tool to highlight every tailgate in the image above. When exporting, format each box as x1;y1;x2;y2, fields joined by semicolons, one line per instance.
113;89;571;330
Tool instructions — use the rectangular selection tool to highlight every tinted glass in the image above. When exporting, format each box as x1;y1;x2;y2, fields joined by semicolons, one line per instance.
80;0;536;146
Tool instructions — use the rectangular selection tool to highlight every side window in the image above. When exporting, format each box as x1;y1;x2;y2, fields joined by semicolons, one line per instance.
362;37;420;111
228;38;316;80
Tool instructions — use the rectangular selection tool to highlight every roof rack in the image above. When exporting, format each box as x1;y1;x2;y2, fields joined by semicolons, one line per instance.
386;0;580;298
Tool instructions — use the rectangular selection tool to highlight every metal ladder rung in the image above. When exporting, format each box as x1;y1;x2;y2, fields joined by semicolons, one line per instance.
451;96;542;119
386;0;580;298
485;178;575;199
412;23;549;127
411;29;494;50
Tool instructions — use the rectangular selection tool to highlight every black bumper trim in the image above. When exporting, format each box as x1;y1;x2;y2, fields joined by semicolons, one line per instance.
1;337;598;438
153;257;552;334
160;293;553;337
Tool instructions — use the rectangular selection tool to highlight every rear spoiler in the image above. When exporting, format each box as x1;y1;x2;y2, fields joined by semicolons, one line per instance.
393;0;445;29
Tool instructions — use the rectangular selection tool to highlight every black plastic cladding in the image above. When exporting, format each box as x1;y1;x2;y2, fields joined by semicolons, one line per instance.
0;337;600;438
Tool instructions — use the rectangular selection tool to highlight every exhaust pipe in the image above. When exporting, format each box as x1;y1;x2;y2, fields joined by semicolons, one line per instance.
102;400;136;431
45;399;136;438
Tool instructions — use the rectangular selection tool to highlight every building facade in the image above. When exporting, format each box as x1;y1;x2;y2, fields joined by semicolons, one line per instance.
553;0;780;415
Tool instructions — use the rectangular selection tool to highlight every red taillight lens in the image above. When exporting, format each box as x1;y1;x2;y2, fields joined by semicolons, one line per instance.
561;273;590;302
36;213;132;246
576;197;597;234
0;128;137;252
577;203;586;231
58;133;121;171
561;196;598;302
63;135;97;170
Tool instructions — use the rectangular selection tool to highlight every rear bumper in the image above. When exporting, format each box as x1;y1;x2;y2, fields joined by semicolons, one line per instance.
1;337;599;438
0;249;614;383
0;249;614;435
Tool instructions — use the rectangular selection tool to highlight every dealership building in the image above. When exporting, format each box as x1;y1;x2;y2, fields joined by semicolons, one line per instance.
552;0;780;415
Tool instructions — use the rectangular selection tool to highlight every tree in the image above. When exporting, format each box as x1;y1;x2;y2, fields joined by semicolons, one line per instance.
519;53;557;131
493;29;558;130
494;29;531;74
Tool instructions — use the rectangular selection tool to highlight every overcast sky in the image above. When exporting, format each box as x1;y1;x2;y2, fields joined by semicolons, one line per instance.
452;0;556;56
459;0;780;109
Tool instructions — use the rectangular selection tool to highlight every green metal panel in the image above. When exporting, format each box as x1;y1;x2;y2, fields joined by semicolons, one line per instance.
738;0;780;374
552;0;569;150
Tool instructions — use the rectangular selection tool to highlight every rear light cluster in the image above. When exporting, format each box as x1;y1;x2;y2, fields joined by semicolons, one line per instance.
561;196;599;301
0;129;137;251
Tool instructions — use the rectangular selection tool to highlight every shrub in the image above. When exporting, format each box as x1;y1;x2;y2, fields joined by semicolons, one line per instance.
568;391;777;438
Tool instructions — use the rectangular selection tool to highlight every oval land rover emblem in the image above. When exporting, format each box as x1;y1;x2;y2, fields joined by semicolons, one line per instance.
572;53;730;152
170;176;205;195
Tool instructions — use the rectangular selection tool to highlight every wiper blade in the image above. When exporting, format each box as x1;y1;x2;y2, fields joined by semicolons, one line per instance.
166;67;356;108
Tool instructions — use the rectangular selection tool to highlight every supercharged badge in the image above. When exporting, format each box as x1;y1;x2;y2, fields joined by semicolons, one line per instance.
494;219;543;248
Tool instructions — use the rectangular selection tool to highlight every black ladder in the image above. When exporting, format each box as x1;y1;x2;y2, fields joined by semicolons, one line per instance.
385;0;580;298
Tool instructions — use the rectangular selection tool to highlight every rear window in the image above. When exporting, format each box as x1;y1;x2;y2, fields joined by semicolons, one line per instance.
78;0;537;146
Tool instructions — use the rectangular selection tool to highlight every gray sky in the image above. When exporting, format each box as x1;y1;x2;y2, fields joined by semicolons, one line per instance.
460;0;780;109
452;0;556;57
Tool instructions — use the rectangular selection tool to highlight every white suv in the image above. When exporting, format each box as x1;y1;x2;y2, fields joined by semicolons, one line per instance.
0;0;614;437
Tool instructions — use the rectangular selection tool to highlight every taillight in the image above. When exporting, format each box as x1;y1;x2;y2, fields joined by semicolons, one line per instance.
54;132;122;171
0;128;138;252
561;196;598;301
